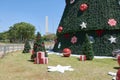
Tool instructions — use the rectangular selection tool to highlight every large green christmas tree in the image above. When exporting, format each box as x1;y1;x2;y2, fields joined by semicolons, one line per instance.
31;32;48;59
53;0;120;56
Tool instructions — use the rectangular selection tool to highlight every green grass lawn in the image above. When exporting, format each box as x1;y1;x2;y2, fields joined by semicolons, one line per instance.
0;51;119;80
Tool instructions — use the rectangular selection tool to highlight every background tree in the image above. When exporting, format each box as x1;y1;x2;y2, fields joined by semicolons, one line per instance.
8;22;35;43
82;33;94;60
22;40;31;53
8;26;18;43
0;31;9;42
43;33;56;41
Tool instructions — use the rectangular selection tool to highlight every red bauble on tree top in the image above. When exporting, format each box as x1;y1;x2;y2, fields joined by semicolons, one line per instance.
80;3;88;11
58;26;63;33
63;48;71;57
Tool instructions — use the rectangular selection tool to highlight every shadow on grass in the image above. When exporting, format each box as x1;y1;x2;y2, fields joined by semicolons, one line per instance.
113;67;120;70
27;59;34;62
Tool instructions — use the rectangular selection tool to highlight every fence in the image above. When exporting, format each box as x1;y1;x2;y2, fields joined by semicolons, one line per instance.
0;44;24;58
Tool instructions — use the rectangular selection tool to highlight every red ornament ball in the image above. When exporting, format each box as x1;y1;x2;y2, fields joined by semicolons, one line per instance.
80;3;88;11
58;26;63;33
63;48;71;57
116;69;120;80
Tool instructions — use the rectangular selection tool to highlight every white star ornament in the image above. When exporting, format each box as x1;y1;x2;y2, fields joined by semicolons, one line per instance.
80;22;87;29
108;36;116;43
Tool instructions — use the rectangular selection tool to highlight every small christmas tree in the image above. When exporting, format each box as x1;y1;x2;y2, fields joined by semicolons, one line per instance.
31;32;48;59
82;33;94;60
22;40;31;53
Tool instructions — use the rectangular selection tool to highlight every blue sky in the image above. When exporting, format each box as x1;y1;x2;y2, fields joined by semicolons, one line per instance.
0;0;65;35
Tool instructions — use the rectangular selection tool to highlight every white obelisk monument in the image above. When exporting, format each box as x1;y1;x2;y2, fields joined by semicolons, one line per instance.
45;16;49;35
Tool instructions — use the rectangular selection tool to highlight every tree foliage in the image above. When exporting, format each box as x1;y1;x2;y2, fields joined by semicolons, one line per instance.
8;22;35;43
0;31;9;42
23;40;31;53
43;33;56;41
82;33;94;60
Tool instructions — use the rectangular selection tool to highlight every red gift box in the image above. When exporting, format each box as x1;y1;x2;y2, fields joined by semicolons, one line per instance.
116;69;120;80
80;55;86;61
40;58;44;64
34;51;48;64
40;57;48;64
37;51;45;58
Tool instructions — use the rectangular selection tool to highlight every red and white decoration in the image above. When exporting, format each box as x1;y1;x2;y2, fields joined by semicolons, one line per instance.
108;19;117;26
58;26;63;33
70;0;75;4
116;69;120;80
34;51;48;64
117;55;120;66
71;36;77;44
80;3;88;11
80;55;86;61
80;22;87;29
63;48;71;57
108;36;116;43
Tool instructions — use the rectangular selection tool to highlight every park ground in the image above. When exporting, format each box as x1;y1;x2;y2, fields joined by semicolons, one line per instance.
0;51;119;80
